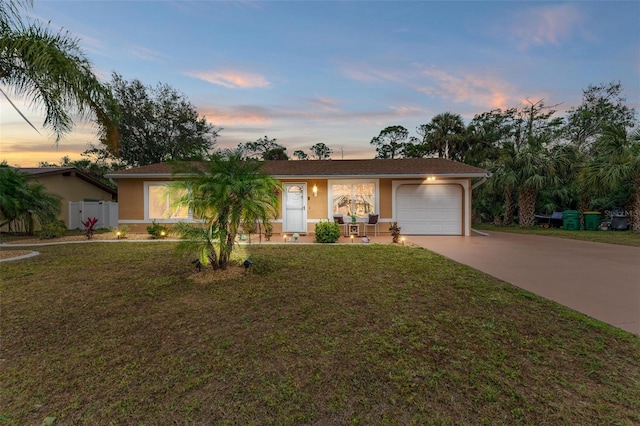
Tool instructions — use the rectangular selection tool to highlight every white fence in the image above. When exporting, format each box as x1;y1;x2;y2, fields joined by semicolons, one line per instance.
68;201;118;230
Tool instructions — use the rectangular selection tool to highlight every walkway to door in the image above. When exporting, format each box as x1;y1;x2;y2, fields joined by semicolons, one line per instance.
410;232;640;335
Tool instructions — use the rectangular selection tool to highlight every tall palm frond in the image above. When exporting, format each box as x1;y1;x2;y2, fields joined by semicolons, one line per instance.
0;0;119;150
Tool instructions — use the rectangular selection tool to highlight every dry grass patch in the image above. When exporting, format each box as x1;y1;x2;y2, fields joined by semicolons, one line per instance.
1;243;639;425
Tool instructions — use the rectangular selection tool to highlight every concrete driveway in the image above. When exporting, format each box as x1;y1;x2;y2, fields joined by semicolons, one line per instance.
410;232;640;335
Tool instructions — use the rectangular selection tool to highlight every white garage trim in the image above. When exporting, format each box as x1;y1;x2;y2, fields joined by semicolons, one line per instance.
392;179;471;236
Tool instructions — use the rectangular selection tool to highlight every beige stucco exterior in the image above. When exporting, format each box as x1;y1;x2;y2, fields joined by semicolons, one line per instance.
116;176;473;236
31;172;116;226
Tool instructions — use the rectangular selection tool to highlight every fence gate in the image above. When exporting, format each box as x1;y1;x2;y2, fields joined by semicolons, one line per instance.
68;201;118;230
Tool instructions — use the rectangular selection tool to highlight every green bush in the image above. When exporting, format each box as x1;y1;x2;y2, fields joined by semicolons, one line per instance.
314;220;341;243
147;220;169;239
39;220;67;240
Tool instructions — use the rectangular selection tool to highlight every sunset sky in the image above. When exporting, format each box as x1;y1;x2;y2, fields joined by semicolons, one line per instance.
1;0;639;167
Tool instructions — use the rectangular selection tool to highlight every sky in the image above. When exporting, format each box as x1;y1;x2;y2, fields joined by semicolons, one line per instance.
1;0;639;167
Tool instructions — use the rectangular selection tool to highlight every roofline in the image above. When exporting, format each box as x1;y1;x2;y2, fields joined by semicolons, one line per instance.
105;172;491;179
24;167;117;195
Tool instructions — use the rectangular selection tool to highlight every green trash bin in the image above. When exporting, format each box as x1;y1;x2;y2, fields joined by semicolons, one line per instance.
562;210;579;230
583;211;601;231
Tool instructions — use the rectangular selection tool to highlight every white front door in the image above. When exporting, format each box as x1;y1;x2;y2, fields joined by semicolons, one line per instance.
283;183;307;233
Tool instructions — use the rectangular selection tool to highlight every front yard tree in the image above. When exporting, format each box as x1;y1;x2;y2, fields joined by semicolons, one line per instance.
0;0;119;150
88;73;218;167
172;152;281;270
310;143;332;160
370;125;408;159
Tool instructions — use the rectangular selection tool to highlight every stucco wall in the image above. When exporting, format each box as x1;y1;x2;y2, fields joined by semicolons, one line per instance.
116;176;473;235
35;174;115;226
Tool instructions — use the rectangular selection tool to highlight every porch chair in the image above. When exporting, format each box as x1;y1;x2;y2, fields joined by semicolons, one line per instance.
364;214;379;236
333;214;347;236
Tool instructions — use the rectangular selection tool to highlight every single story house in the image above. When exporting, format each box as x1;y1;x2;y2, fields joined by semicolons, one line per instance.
106;158;490;236
18;167;118;229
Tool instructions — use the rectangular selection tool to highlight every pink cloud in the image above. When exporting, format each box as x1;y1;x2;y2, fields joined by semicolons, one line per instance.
188;70;271;89
306;96;340;112
200;105;271;126
418;68;514;110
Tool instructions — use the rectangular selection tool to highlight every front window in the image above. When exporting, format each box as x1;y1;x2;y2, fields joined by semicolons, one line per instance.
331;181;376;218
146;183;190;220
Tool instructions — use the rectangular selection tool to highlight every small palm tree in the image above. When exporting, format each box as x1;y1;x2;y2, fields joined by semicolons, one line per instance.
0;0;119;150
171;152;281;270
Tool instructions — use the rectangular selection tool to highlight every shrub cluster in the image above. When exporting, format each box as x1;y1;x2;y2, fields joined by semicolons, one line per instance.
147;220;169;239
314;220;341;243
39;220;67;240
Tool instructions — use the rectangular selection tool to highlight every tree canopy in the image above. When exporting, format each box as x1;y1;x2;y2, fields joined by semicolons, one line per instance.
88;73;218;167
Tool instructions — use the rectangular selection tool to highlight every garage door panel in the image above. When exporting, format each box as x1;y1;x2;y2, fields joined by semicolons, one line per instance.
396;184;462;235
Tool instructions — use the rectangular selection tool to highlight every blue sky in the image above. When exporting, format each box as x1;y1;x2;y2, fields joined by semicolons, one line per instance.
1;0;639;166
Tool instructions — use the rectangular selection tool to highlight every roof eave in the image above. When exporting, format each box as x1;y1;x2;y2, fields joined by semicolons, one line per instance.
106;172;491;179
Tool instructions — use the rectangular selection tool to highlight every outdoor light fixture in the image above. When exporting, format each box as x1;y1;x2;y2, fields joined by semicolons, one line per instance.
401;237;406;245
283;234;287;242
116;231;121;239
350;235;354;243
160;231;166;238
312;184;318;197
426;176;436;181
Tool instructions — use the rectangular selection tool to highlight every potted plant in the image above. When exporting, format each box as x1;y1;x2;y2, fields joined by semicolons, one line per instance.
389;221;401;243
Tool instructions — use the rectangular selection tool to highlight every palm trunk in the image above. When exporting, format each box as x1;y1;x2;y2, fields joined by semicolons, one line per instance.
632;179;640;233
518;186;537;227
503;185;515;225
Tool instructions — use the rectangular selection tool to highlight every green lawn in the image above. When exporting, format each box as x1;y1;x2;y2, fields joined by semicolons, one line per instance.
474;224;640;247
1;242;639;425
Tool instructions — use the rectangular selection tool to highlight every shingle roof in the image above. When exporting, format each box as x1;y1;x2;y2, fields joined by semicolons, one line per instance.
18;167;117;195
106;158;490;178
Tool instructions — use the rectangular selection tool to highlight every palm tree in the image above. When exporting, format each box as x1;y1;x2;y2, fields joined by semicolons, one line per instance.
581;125;640;232
0;0;119;150
171;152;281;270
418;112;467;161
0;164;61;234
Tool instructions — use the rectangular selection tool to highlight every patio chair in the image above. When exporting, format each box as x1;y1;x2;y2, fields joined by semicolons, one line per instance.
333;214;347;236
364;214;379;236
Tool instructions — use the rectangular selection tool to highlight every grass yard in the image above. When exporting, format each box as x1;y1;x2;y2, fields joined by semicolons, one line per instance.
474;224;640;247
1;242;639;425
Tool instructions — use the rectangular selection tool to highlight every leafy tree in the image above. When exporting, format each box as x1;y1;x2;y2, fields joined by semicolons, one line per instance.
564;81;636;150
0;163;61;234
310;143;332;160
581;125;640;232
238;135;288;160
292;150;308;160
416;113;466;161
370;125;408;159
171;152;281;270
0;0;119;150
88;73;218;167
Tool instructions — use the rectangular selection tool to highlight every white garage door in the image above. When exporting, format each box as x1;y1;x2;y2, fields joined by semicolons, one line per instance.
396;184;462;235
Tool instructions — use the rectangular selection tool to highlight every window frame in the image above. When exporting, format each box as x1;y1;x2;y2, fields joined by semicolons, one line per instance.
144;181;193;222
327;179;379;219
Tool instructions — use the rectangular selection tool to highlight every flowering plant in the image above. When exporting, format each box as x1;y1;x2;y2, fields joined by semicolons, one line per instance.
81;217;99;240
